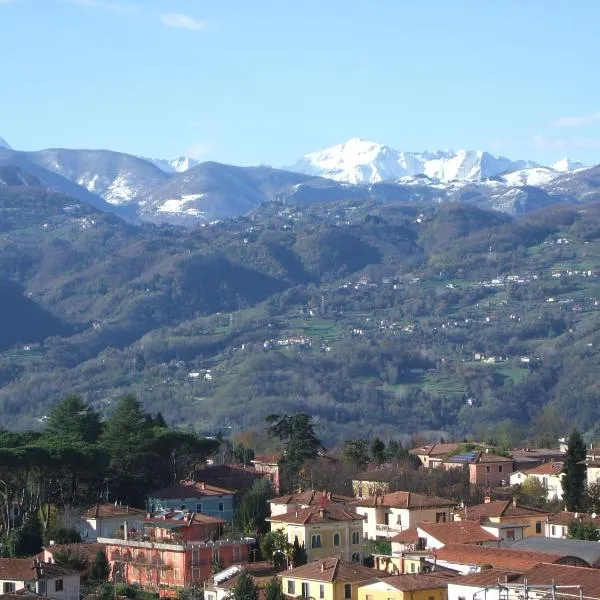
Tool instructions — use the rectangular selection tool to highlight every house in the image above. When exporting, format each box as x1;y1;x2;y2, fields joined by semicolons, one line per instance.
357;574;454;600
192;464;268;496
455;497;550;540
509;447;565;471
408;443;464;469
545;510;600;538
204;562;278;600
251;453;281;493
270;490;353;517
279;557;380;600
141;509;225;543
0;559;80;600
148;480;235;522
508;461;564;501
351;467;408;499
266;506;366;563
100;524;254;594
79;503;145;540
506;536;600;568
353;492;455;540
443;451;513;487
582;456;600;488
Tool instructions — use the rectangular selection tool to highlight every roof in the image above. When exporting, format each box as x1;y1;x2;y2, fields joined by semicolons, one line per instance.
192;464;266;494
252;453;281;465
445;451;512;464
149;480;234;499
0;559;78;581
390;526;419;543
143;511;225;528
418;521;500;545
354;491;454;509
510;448;565;459
44;542;105;565
270;490;353;507
81;503;145;519
282;558;380;583
409;443;461;457
209;562;279;589
548;511;600;527
516;562;600;594
369;573;455;592
461;499;549;521
448;568;522;586
522;462;563;476
431;543;563;571
508;537;600;567
267;506;365;525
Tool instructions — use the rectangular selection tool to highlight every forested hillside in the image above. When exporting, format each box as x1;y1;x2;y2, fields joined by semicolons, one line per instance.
1;184;600;443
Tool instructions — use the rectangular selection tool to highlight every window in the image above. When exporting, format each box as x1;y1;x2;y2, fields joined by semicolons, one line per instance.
196;503;203;513
499;465;503;473
506;529;515;540
319;584;325;599
458;597;467;600
344;584;352;599
396;514;402;525
218;502;225;512
410;562;416;573
435;512;447;523
535;521;542;534
352;531;360;544
486;466;491;473
311;534;322;548
181;504;187;510
3;584;15;594
55;580;64;592
287;581;295;595
351;552;360;563
551;525;556;536
333;532;341;547
302;582;310;598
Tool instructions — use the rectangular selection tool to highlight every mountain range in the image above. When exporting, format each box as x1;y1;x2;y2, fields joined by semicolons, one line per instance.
0;135;595;226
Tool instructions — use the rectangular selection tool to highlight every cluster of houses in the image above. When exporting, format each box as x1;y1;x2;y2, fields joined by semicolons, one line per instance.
4;446;600;598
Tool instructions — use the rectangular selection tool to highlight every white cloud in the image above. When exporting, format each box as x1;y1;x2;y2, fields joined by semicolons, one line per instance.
160;12;207;31
550;110;600;128
533;134;600;150
186;141;215;159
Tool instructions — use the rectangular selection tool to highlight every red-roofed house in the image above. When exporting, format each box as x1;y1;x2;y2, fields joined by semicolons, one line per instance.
443;451;513;488
545;510;600;539
270;490;353;517
79;503;145;540
509;461;564;501
0;559;80;600
251;454;281;494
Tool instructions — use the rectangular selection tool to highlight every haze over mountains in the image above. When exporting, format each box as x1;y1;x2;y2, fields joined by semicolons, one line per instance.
0;134;596;226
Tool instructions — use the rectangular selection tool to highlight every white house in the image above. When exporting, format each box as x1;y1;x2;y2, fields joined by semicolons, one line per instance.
0;559;80;600
509;462;564;501
79;502;145;540
545;511;600;539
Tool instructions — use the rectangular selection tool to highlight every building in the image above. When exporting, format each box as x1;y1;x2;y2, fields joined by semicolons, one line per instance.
508;461;564;501
509;447;565;471
409;443;465;469
506;536;600;568
0;559;80;600
443;451;513;488
204;562;278;600
79;503;145;540
357;574;454;600
351;467;409;499
279;557;380;600
266;506;365;563
270;490;353;517
583;455;600;488
447;569;522;600
99;517;254;594
192;464;267;496
545;510;600;538
148;481;235;522
353;492;455;540
251;454;281;494
142;510;225;542
455;497;550;540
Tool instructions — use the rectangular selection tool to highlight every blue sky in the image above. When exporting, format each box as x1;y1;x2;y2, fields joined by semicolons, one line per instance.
1;0;599;166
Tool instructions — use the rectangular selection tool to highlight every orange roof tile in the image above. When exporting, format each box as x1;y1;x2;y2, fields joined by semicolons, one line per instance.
462;500;549;521
150;481;234;499
390;526;419;544
371;573;455;591
450;568;522;586
81;503;145;519
354;491;454;509
548;511;600;527
270;490;353;507
516;562;600;594
144;512;225;527
418;521;500;545
409;443;462;457
267;506;365;525
523;462;563;476
283;558;381;582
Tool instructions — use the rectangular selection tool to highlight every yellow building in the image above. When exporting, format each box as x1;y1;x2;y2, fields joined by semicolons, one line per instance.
279;557;381;600
357;574;451;600
267;506;366;563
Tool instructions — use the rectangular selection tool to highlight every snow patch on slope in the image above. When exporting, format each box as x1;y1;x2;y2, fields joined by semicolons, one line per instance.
144;156;200;173
156;193;206;217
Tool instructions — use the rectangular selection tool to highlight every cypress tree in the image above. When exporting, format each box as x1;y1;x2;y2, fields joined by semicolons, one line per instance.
562;429;587;511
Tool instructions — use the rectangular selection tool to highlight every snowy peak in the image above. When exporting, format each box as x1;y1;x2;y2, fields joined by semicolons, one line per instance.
0;136;11;150
288;139;540;184
144;156;200;173
552;157;585;172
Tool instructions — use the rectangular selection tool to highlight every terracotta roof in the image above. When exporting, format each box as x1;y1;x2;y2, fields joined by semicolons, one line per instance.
409;443;461;457
445;451;512;464
267;506;365;525
549;511;600;527
462;499;549;521
0;559;77;580
432;543;563;571
354;491;454;509
522;462;563;476
144;511;225;527
390;526;419;544
282;558;380;582
252;453;281;464
44;542;105;565
270;490;353;507
150;481;234;499
418;521;500;545
510;448;565;459
449;568;522;586
370;573;455;592
81;503;145;519
516;562;600;594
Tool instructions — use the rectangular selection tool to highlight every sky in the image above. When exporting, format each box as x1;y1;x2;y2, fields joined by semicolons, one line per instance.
1;0;600;167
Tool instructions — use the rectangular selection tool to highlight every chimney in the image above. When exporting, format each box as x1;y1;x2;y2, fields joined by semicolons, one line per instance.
327;491;332;502
123;520;129;541
321;562;325;572
319;508;326;519
49;540;55;546
484;495;492;504
201;482;206;490
512;497;518;508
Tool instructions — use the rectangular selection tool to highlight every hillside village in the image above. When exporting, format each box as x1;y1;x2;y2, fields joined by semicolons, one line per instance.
4;421;600;600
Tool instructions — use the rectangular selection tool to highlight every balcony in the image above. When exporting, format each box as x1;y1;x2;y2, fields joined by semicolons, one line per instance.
375;523;403;537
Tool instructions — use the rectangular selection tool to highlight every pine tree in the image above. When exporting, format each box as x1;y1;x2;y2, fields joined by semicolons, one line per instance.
291;537;307;567
230;571;259;600
562;429;587;511
264;578;284;600
370;437;386;464
14;511;43;556
89;550;111;582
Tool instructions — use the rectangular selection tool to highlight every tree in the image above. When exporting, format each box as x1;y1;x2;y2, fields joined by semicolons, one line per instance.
291;537;307;567
53;548;87;570
370;437;386;464
512;478;548;509
45;395;102;443
14;511;43;556
586;482;600;514
260;529;291;566
89;550;111;582
264;578;284;600
562;429;587;511
230;571;259;600
234;478;274;535
568;519;600;541
343;439;369;470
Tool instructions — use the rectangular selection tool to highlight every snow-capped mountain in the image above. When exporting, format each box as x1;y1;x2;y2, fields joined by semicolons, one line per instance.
144;156;200;173
0;136;11;150
552;157;586;172
288;138;540;184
